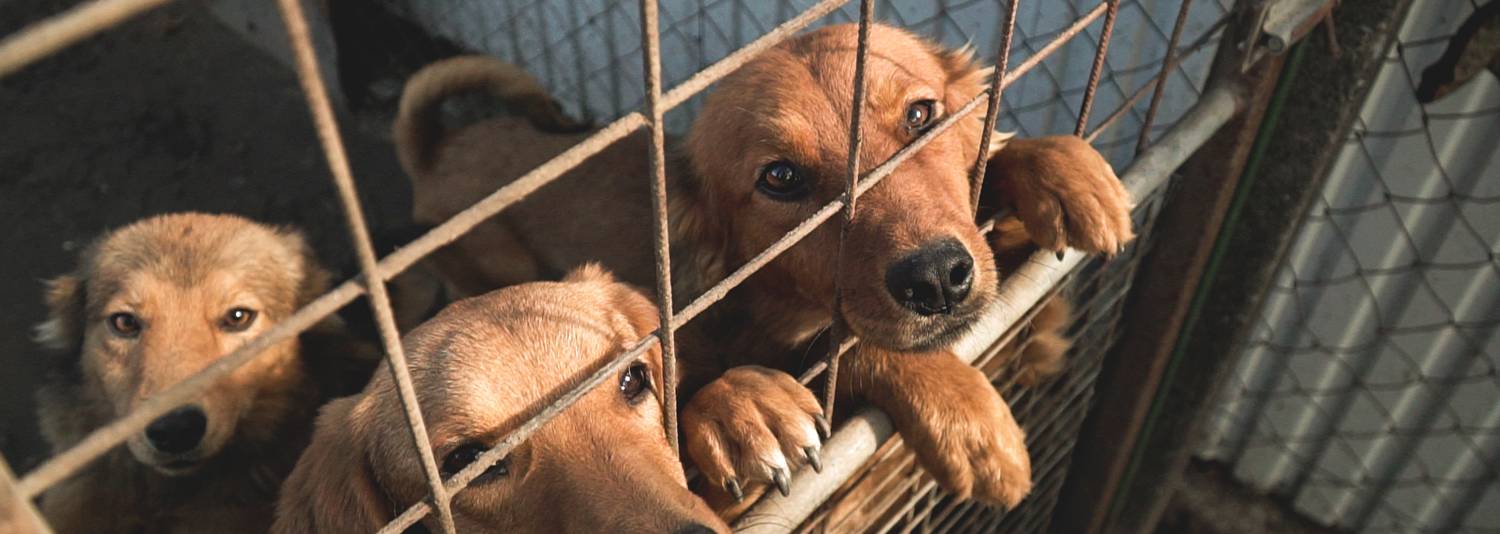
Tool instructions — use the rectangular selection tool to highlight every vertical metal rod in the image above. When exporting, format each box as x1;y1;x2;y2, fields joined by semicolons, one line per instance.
272;1;455;532
968;0;1021;214
826;0;876;422
1137;0;1195;153
1075;0;1121;137
639;0;680;455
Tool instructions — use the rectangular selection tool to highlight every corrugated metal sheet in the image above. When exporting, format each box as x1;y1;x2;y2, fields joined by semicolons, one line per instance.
1200;1;1500;532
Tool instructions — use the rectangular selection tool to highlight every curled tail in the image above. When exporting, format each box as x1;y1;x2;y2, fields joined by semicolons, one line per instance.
393;55;589;177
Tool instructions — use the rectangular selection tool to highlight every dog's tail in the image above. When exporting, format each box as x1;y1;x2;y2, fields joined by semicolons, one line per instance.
393;55;589;177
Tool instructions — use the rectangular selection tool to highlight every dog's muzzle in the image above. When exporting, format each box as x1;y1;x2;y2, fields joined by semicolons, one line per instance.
884;238;975;316
144;405;208;458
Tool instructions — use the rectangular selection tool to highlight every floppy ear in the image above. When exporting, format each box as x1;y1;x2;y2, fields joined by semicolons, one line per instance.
34;274;85;352
273;397;391;534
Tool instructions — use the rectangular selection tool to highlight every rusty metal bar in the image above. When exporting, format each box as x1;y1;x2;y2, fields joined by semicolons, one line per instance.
968;0;1021;215
638;0;679;457
1075;0;1121;136
736;86;1242;533
272;0;455;532
994;1;1108;89
15;0;843;495
1087;11;1230;143
675;87;993;330
20;0;1111;497
379;335;660;532
826;0;875;425
0;0;173;78
1137;0;1197;152
14;0;1158;526
0;453;51;534
384;72;998;531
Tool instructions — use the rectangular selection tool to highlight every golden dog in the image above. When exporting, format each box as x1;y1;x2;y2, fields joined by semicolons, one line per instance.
273;266;729;533
394;23;1133;511
32;213;347;533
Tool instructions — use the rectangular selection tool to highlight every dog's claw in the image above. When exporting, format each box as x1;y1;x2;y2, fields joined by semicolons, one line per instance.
815;414;832;439
724;477;744;502
805;446;823;473
772;468;791;497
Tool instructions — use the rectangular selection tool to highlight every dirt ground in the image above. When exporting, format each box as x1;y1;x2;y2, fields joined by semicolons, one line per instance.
0;0;411;472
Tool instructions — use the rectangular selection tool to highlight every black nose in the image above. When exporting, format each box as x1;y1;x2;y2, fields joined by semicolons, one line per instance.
673;525;717;534
145;406;207;455
885;239;974;316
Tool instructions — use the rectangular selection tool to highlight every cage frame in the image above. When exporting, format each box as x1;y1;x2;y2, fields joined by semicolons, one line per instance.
0;0;1291;531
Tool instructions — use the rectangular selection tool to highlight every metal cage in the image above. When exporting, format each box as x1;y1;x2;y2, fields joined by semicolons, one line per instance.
0;0;1257;532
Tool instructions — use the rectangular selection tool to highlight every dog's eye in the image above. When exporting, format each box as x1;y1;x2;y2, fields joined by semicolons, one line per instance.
619;362;651;403
442;442;510;482
904;100;938;133
220;307;257;332
106;312;142;338
755;161;811;200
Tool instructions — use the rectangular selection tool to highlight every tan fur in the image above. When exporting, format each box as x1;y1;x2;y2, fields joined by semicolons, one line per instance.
394;23;1134;510
273;267;727;533
32;213;344;534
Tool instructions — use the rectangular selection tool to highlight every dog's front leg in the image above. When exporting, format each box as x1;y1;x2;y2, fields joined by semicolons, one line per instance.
843;346;1031;508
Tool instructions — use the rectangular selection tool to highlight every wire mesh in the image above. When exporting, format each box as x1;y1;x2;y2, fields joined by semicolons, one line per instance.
0;0;1232;532
1200;0;1500;532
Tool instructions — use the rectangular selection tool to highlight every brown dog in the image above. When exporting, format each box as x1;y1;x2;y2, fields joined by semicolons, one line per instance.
32;213;346;534
394;23;1133;510
273;266;729;533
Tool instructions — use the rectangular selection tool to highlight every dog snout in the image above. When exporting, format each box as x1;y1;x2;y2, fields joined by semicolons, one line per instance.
145;406;208;455
673;524;720;534
885;239;974;316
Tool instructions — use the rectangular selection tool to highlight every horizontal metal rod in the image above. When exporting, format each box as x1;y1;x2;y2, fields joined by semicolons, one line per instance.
17;0;848;494
734;85;1243;532
380;335;660;532
0;0;174;78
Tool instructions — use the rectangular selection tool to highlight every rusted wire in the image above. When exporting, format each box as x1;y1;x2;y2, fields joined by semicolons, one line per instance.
1137;0;1196;152
15;0;843;495
272;0;455;531
675;87;994;334
825;0;875;427
12;3;1202;532
969;0;1021;215
0;0;173;79
1075;0;1122;137
638;0;680;457
379;335;662;532
1086;11;1230;143
991;1;1109;94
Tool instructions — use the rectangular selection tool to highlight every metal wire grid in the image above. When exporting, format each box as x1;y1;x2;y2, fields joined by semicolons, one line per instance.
381;0;1231;166
1200;0;1500;531
0;0;1219;532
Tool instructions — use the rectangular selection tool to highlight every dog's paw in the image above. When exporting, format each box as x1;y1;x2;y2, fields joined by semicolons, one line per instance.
886;363;1031;507
987;135;1135;256
682;366;829;502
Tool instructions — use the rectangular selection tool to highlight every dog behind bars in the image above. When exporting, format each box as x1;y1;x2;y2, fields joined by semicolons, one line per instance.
394;23;1133;513
273;265;733;533
31;212;368;534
